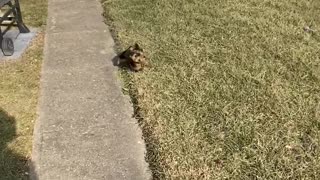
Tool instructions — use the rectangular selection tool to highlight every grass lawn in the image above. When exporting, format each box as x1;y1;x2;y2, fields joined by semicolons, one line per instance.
103;0;320;179
0;0;46;179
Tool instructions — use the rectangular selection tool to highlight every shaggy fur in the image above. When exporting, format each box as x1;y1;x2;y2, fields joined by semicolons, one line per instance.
119;43;147;71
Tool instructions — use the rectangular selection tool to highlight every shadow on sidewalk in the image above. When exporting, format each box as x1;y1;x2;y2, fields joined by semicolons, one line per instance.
0;108;37;180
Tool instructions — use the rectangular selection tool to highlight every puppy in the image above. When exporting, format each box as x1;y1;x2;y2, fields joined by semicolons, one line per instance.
119;43;147;71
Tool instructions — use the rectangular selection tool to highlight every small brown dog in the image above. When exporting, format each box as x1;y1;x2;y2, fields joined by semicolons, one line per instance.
119;43;147;71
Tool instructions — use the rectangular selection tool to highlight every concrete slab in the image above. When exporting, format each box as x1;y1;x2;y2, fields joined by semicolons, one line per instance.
47;0;106;34
31;0;151;179
0;29;38;60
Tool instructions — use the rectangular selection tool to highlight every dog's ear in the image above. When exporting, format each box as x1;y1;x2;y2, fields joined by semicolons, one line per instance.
119;46;134;59
134;43;143;51
119;50;126;59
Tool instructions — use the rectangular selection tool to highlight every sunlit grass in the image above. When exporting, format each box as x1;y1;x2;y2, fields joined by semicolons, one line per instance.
103;0;320;179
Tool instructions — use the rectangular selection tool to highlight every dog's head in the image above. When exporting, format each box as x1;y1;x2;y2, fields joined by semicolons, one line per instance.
119;43;147;71
128;43;146;63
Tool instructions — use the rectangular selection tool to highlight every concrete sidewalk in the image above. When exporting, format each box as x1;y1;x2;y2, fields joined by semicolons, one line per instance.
31;0;150;179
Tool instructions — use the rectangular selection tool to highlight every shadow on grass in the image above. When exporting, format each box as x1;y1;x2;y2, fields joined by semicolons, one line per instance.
127;85;166;180
102;8;165;179
113;54;166;179
111;50;165;180
0;108;37;180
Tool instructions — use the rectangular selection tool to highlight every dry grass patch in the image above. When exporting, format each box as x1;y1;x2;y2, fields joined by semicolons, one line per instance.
0;0;46;179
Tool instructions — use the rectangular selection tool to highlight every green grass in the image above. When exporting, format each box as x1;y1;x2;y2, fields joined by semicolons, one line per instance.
103;0;320;179
0;0;46;179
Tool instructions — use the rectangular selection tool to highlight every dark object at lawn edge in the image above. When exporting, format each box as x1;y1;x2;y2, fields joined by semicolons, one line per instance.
119;43;148;72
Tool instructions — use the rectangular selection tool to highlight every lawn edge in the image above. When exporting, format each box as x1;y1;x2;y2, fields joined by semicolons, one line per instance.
101;2;165;179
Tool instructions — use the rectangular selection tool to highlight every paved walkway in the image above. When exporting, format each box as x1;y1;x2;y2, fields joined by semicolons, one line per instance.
31;0;150;179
